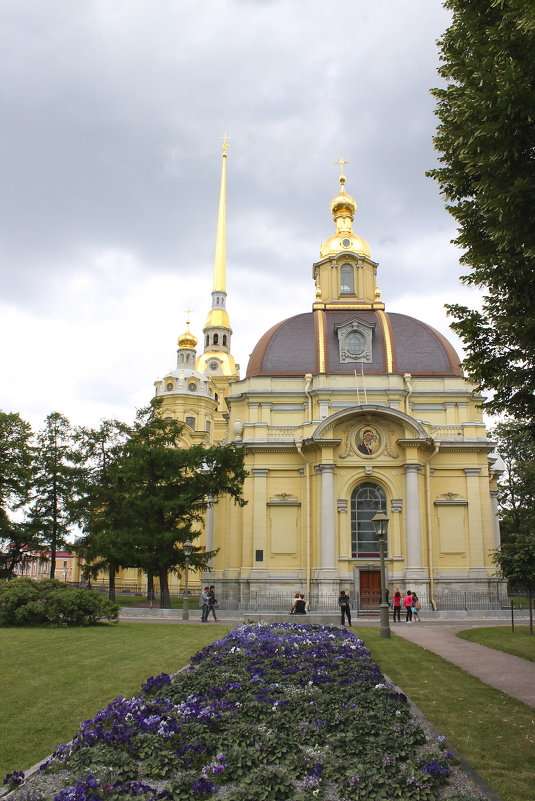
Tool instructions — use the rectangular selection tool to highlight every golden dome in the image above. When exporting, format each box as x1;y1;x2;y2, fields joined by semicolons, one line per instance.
320;171;371;259
204;308;231;329
177;317;198;350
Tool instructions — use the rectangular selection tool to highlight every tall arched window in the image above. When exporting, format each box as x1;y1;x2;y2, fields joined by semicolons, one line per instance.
351;482;387;558
206;335;209;347
222;334;227;346
213;334;219;345
340;263;354;294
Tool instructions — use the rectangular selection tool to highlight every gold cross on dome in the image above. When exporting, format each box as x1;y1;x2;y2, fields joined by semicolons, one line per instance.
334;156;350;174
222;133;230;155
185;308;193;326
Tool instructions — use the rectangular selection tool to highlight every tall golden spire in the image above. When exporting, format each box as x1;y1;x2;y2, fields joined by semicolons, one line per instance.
197;136;238;378
212;134;229;292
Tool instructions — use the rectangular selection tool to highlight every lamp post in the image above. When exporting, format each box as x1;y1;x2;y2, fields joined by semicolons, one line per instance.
372;511;391;639
182;540;194;621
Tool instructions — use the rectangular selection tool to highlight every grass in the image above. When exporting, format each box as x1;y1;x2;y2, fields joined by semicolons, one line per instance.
457;625;535;661
0;622;230;780
1;622;534;801
354;626;535;801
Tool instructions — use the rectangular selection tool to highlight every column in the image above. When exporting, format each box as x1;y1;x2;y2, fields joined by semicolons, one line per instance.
251;469;269;572
465;467;486;576
316;464;336;569
490;490;501;549
404;464;424;578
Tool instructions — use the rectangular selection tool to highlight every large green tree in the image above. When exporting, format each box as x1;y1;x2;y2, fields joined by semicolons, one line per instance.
27;412;79;578
72;419;131;600
0;411;36;578
120;403;247;607
428;1;535;425
77;403;248;607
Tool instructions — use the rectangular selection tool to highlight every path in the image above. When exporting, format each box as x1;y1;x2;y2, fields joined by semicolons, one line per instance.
392;619;535;709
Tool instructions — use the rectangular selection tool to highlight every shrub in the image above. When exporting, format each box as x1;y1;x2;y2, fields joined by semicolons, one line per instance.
0;578;119;626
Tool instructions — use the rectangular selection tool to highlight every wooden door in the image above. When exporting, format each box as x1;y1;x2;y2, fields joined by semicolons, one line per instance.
360;570;381;608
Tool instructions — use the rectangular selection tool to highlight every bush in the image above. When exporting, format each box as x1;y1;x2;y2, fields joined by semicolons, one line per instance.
0;578;120;626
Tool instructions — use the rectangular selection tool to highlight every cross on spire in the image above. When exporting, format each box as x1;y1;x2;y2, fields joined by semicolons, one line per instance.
334;156;350;174
222;132;230;156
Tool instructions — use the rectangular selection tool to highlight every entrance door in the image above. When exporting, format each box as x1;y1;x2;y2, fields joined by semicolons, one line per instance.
360;570;381;608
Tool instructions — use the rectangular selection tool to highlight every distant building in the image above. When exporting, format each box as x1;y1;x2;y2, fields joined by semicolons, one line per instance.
151;145;502;608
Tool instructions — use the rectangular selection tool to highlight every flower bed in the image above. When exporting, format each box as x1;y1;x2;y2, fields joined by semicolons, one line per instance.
5;624;481;801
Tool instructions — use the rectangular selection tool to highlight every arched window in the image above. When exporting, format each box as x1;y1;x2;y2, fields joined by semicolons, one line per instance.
350;482;387;558
340;263;354;294
206;335;209;347
213;334;219;345
222;334;227;346
178;353;184;363
185;416;195;429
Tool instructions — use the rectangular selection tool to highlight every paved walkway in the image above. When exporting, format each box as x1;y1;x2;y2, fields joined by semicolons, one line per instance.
391;619;535;709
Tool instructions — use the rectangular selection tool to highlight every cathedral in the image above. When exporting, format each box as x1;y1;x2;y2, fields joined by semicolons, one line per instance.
153;144;502;609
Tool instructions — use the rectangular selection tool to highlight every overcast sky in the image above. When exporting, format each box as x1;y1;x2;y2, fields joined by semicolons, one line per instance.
0;0;482;432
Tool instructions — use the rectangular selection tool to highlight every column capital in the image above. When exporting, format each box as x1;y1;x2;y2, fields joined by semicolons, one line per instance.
464;468;481;476
315;463;335;475
252;468;269;477
489;489;499;499
404;463;422;474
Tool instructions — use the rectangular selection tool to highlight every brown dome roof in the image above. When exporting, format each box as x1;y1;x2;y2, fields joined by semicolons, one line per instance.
246;310;463;378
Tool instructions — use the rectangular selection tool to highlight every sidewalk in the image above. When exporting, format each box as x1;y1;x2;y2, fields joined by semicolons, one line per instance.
391;619;535;709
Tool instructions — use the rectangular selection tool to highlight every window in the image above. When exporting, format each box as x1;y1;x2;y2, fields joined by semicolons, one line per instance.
340;263;354;294
178;353;184;363
206;421;211;434
222;334;227;346
185;416;195;429
206;335;209;346
213;334;219;345
166;382;174;392
351;482;387;558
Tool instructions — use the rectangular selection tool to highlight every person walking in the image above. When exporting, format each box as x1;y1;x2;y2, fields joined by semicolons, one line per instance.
392;588;402;622
338;590;352;626
404;590;413;623
208;585;219;621
199;586;210;622
411;591;421;622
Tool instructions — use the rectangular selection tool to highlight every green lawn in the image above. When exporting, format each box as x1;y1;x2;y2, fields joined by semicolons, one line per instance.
457;625;535;662
1;623;534;801
0;623;231;779
354;626;535;801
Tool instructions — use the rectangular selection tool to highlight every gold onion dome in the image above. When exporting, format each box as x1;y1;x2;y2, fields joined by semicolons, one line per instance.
320;171;371;259
177;320;198;350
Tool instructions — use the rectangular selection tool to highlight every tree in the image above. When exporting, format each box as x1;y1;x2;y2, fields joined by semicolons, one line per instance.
113;402;247;607
491;419;535;543
428;1;535;426
0;411;36;578
491;418;535;632
72;419;131;600
27;412;79;579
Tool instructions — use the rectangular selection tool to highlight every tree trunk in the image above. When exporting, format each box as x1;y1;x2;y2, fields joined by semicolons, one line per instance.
147;571;154;604
108;568;116;602
530;590;533;635
159;568;171;609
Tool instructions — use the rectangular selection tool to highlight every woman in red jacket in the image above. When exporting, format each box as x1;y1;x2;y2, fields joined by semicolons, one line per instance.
404;590;413;623
392;589;402;622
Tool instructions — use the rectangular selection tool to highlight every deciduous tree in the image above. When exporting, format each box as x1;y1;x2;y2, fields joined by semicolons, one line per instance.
0;411;36;578
428;1;535;426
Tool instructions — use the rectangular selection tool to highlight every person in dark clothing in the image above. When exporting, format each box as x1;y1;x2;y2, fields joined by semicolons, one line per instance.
338;590;352;626
208;585;219;622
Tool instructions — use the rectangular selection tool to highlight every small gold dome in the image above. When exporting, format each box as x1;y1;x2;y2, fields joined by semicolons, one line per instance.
320;172;370;259
177;319;198;350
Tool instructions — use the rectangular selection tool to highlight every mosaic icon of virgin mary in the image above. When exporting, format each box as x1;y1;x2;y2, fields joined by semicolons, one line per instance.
356;425;381;456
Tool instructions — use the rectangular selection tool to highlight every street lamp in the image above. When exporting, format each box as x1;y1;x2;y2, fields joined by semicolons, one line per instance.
182;540;194;621
372;511;391;639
